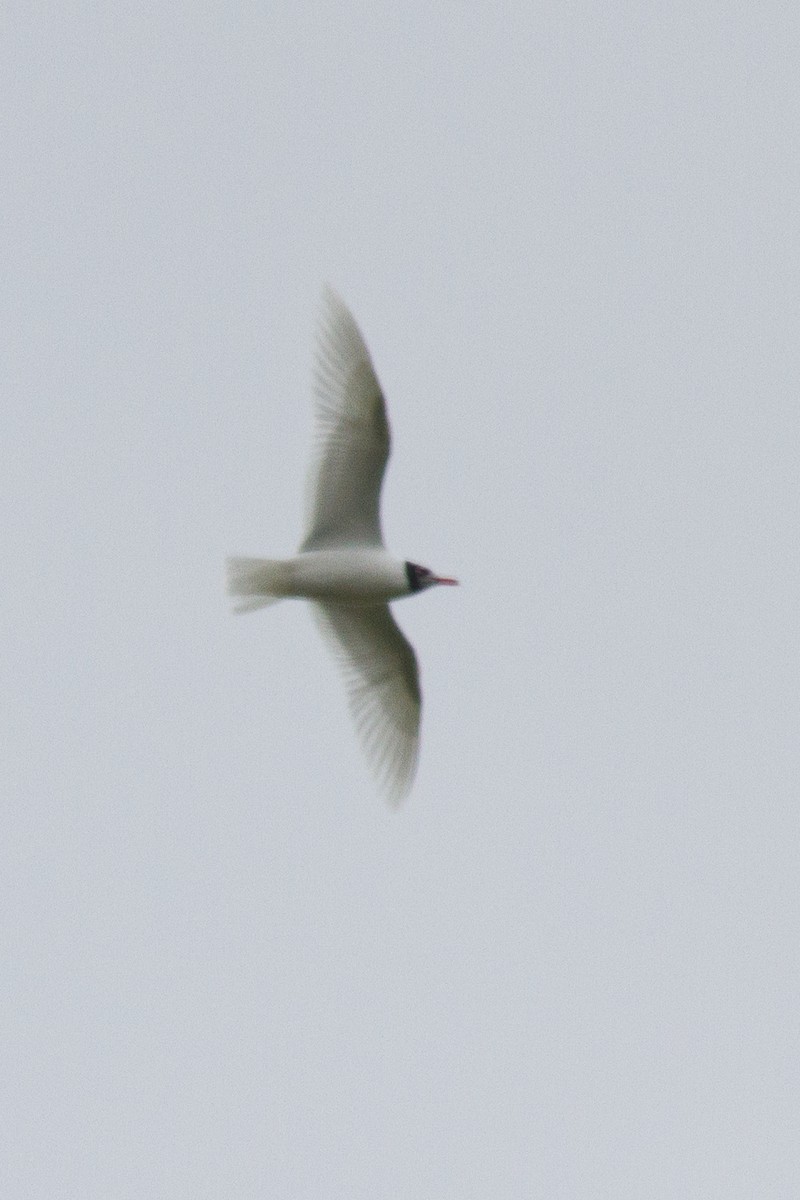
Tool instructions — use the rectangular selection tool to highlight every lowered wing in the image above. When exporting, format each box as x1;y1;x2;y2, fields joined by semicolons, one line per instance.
313;601;421;805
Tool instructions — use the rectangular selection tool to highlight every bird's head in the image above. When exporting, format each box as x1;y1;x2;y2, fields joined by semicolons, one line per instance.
405;561;459;593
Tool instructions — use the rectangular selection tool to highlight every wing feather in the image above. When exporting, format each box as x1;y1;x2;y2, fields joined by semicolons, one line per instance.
313;602;421;805
300;287;390;551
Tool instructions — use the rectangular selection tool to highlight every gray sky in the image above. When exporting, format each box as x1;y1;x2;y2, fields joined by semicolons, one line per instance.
4;4;800;1197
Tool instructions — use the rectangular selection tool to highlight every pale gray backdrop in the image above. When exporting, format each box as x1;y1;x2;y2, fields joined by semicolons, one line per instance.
4;4;799;1197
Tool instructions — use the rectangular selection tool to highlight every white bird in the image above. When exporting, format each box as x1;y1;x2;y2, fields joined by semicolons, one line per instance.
227;286;457;805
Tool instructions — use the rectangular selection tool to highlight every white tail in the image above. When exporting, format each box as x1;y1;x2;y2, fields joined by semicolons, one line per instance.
226;557;291;613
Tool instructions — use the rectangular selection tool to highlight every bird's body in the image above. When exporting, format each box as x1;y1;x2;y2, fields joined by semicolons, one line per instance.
227;287;456;804
275;548;414;603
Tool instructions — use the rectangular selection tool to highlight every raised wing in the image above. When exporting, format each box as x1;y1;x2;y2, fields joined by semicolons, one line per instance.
300;287;390;551
313;601;421;805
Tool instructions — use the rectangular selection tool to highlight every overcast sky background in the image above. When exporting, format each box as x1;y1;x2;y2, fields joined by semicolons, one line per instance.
4;4;800;1197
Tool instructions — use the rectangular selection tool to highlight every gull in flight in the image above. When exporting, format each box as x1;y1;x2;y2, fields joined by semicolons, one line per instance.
227;287;457;805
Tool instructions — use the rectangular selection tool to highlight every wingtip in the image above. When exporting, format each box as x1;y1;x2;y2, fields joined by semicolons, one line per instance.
320;281;344;311
381;770;414;809
317;283;351;338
